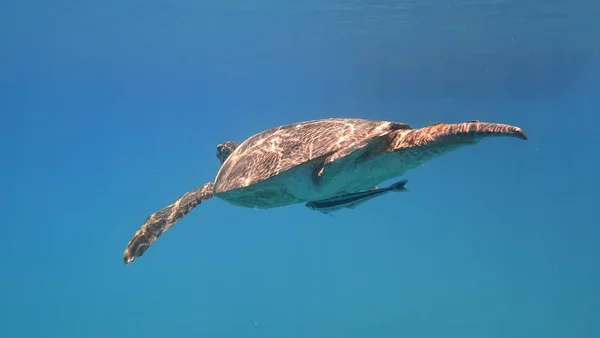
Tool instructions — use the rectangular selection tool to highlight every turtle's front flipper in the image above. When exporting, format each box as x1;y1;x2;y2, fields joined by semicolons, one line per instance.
123;182;215;265
316;134;390;181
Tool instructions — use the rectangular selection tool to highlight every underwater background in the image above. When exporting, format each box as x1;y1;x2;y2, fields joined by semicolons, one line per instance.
1;1;599;337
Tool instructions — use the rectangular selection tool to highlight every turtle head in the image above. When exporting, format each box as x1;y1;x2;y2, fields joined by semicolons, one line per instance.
216;141;240;164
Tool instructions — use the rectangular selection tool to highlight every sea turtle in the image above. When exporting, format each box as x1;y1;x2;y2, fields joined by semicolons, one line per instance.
123;118;527;264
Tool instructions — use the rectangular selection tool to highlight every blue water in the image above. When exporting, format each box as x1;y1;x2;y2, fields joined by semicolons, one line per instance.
2;1;598;337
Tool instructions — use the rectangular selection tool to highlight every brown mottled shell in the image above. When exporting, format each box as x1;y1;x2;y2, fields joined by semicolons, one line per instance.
213;118;412;194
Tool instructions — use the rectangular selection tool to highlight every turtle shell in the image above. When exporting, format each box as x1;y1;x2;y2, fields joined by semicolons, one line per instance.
213;118;412;194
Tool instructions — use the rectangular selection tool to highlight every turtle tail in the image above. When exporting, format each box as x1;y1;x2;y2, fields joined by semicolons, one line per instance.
123;182;215;265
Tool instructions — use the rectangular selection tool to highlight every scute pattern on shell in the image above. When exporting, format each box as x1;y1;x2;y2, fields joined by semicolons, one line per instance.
213;118;412;193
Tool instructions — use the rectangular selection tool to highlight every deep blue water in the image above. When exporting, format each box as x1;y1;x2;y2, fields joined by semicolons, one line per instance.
1;1;599;337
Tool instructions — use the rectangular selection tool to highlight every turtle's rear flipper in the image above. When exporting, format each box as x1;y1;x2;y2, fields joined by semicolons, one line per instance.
123;182;215;265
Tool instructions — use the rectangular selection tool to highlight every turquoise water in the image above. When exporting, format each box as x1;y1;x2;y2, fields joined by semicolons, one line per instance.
2;1;598;337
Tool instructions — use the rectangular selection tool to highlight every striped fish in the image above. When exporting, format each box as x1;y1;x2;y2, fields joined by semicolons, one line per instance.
305;179;409;213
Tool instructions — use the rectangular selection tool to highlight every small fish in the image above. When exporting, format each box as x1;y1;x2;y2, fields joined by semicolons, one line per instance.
305;179;409;214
